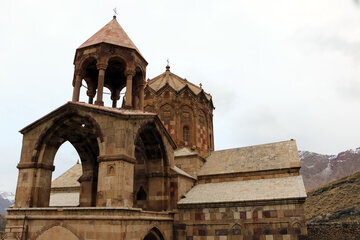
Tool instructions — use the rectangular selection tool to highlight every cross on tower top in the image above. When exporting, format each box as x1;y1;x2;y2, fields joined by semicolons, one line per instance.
113;8;118;18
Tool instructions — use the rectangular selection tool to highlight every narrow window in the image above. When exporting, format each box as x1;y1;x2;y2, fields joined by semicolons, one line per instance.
183;126;189;143
136;186;147;201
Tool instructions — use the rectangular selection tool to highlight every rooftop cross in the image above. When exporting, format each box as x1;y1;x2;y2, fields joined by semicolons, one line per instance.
166;59;170;71
113;8;118;17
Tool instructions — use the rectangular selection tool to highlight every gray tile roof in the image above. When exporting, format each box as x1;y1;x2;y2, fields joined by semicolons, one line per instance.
178;175;306;205
172;166;196;180
51;163;82;189
199;140;300;176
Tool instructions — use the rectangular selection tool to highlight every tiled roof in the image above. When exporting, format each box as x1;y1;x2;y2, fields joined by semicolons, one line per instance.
198;140;300;176
171;166;196;180
78;17;142;57
51;163;82;189
147;66;212;101
178;175;307;205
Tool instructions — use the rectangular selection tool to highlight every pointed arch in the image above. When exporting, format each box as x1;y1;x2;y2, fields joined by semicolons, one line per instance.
143;227;165;240
133;122;170;211
229;224;242;240
29;110;103;207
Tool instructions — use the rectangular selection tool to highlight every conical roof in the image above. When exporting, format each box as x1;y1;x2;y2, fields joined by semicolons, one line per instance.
78;16;141;56
147;65;212;101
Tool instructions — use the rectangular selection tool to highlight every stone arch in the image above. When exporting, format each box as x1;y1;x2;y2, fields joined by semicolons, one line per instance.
30;110;103;207
104;56;127;107
228;224;242;240
133;122;170;211
290;220;303;235
142;227;165;240
34;223;82;240
252;207;263;220
77;56;99;103
179;104;194;147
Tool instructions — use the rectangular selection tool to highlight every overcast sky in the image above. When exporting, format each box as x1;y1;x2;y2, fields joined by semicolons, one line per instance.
1;0;360;192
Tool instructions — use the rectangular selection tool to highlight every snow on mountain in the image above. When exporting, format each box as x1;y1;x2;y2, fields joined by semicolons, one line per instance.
299;147;360;191
0;191;15;203
0;191;15;216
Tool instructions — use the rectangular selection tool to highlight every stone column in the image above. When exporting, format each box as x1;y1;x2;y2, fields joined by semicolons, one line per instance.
96;154;135;207
95;64;107;106
111;89;120;108
87;90;95;104
125;69;135;108
139;81;145;111
78;172;95;207
72;72;82;102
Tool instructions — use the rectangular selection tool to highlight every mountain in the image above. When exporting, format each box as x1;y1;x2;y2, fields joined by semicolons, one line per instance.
305;171;360;224
299;148;360;191
0;191;15;216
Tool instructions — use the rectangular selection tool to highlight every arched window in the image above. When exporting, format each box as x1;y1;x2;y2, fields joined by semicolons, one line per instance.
136;186;147;201
183;126;189;143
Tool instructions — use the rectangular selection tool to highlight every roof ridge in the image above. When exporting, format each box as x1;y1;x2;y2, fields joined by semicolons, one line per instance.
211;139;296;154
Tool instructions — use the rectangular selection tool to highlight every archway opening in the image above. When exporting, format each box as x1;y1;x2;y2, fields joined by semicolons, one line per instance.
33;113;101;207
81;57;98;104
143;228;164;240
105;58;126;108
50;141;82;207
134;123;169;211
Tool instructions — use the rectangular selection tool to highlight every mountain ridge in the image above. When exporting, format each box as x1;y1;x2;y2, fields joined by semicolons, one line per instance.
299;147;360;191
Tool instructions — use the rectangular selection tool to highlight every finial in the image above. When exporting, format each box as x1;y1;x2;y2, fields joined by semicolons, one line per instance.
166;59;170;71
199;83;202;88
76;159;80;164
113;8;118;19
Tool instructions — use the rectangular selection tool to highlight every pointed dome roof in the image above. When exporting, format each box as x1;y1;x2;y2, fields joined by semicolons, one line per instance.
147;65;212;101
78;16;141;56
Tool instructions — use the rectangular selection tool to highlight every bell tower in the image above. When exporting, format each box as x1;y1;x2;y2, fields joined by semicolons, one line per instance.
72;16;147;109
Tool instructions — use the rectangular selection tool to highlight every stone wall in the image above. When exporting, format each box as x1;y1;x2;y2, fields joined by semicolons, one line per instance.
306;222;360;240
6;207;173;240
174;202;307;240
175;155;205;177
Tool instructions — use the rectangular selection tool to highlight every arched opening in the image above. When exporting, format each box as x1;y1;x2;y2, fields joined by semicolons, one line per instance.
105;58;127;108
229;224;242;240
143;228;164;240
49;141;82;207
32;113;101;207
136;186;147;201
37;226;79;240
133;123;170;211
81;57;98;104
180;105;194;147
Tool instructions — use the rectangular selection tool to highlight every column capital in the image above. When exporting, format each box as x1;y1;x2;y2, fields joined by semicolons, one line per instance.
125;68;136;76
96;63;108;70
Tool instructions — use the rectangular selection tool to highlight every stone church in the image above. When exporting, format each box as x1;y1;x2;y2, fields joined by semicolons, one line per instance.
5;16;307;240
